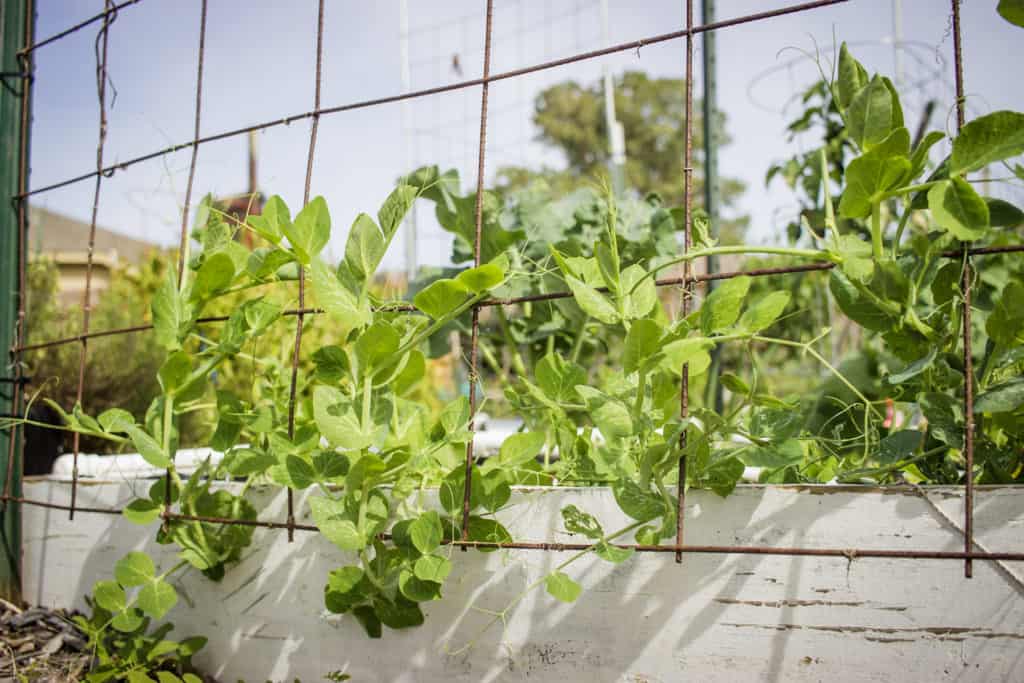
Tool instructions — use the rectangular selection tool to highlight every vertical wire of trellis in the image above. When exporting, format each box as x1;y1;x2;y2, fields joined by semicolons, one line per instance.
674;0;696;564
286;0;328;543
68;0;115;519
460;0;495;546
950;0;974;579
163;0;208;532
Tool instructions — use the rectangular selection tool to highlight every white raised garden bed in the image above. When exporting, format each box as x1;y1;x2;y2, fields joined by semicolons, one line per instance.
21;478;1024;682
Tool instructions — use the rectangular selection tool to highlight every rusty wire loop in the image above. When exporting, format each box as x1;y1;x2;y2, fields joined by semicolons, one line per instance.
284;0;327;543
69;0;116;520
14;0;849;203
460;0;496;548
2;0;1022;570
950;0;974;580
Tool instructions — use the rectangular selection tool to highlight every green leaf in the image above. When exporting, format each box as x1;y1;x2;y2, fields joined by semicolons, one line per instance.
829;269;895;332
846;75;895;150
127;673;157;683
839;129;911;219
152;270;188;351
949;111;1024;175
886;347;937;384
399;570;442;602
703;456;745;497
155;673;183;683
928;178;989;240
535;353;586;403
111;609;144;633
738;291;791;333
877;430;923;464
225;448;276;477
409;511;443;555
352;605;382;638
498;431;546;466
833;234;875;283
377;184;417;238
98;408;134;433
286;455;316;489
355;321;401;377
414;278;471;319
137;580;177;620
312;345;349;383
623;319;662;374
612;480;666;523
545;571;582;603
246;247;293;279
242;298;281;334
565;273;619;324
414;554;452;583
114;552;155;587
344;213;386;282
999;0;1024;27
986;198;1024;227
701;276;750;334
93;580;126;612
284;196;331;264
125;425;171;468
327;566;364;594
310;258;370;334
987;282;1024;345
659;338;714;376
836;43;867;109
123;498;162;525
191;252;235;301
576;387;632;440
974;378;1024;414
479;470;510;512
375;597;425;630
309;496;365;550
455;262;506;293
908;131;945;180
918;392;963;449
594;541;634;564
253;195;290;244
620;264;658;320
720;372;750;395
158;351;192;394
464;516;512;551
561;504;603;539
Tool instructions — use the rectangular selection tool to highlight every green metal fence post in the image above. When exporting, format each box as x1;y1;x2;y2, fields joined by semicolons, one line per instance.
701;0;723;412
0;0;34;602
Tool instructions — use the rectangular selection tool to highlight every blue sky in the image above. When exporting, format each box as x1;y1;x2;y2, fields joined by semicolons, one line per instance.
27;1;1024;270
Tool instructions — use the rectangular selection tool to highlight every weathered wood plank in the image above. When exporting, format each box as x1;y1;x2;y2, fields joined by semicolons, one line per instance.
21;481;1024;682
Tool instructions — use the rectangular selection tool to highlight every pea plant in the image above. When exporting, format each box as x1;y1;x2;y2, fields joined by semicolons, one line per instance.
9;43;1022;644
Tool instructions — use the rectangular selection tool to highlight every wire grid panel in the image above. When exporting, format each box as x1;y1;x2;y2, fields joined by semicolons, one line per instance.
4;0;1024;574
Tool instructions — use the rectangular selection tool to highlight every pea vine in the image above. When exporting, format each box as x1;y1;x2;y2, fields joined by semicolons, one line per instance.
7;43;1023;646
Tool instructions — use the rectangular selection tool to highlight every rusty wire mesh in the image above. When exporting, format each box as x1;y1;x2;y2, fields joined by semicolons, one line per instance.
3;0;1024;580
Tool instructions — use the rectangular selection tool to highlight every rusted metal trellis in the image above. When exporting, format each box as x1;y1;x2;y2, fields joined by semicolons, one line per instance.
2;0;1023;600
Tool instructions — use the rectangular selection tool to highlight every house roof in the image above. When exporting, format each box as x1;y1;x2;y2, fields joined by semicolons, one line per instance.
28;206;161;265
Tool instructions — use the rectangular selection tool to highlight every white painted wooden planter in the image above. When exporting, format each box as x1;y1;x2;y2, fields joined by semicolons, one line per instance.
21;478;1024;682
